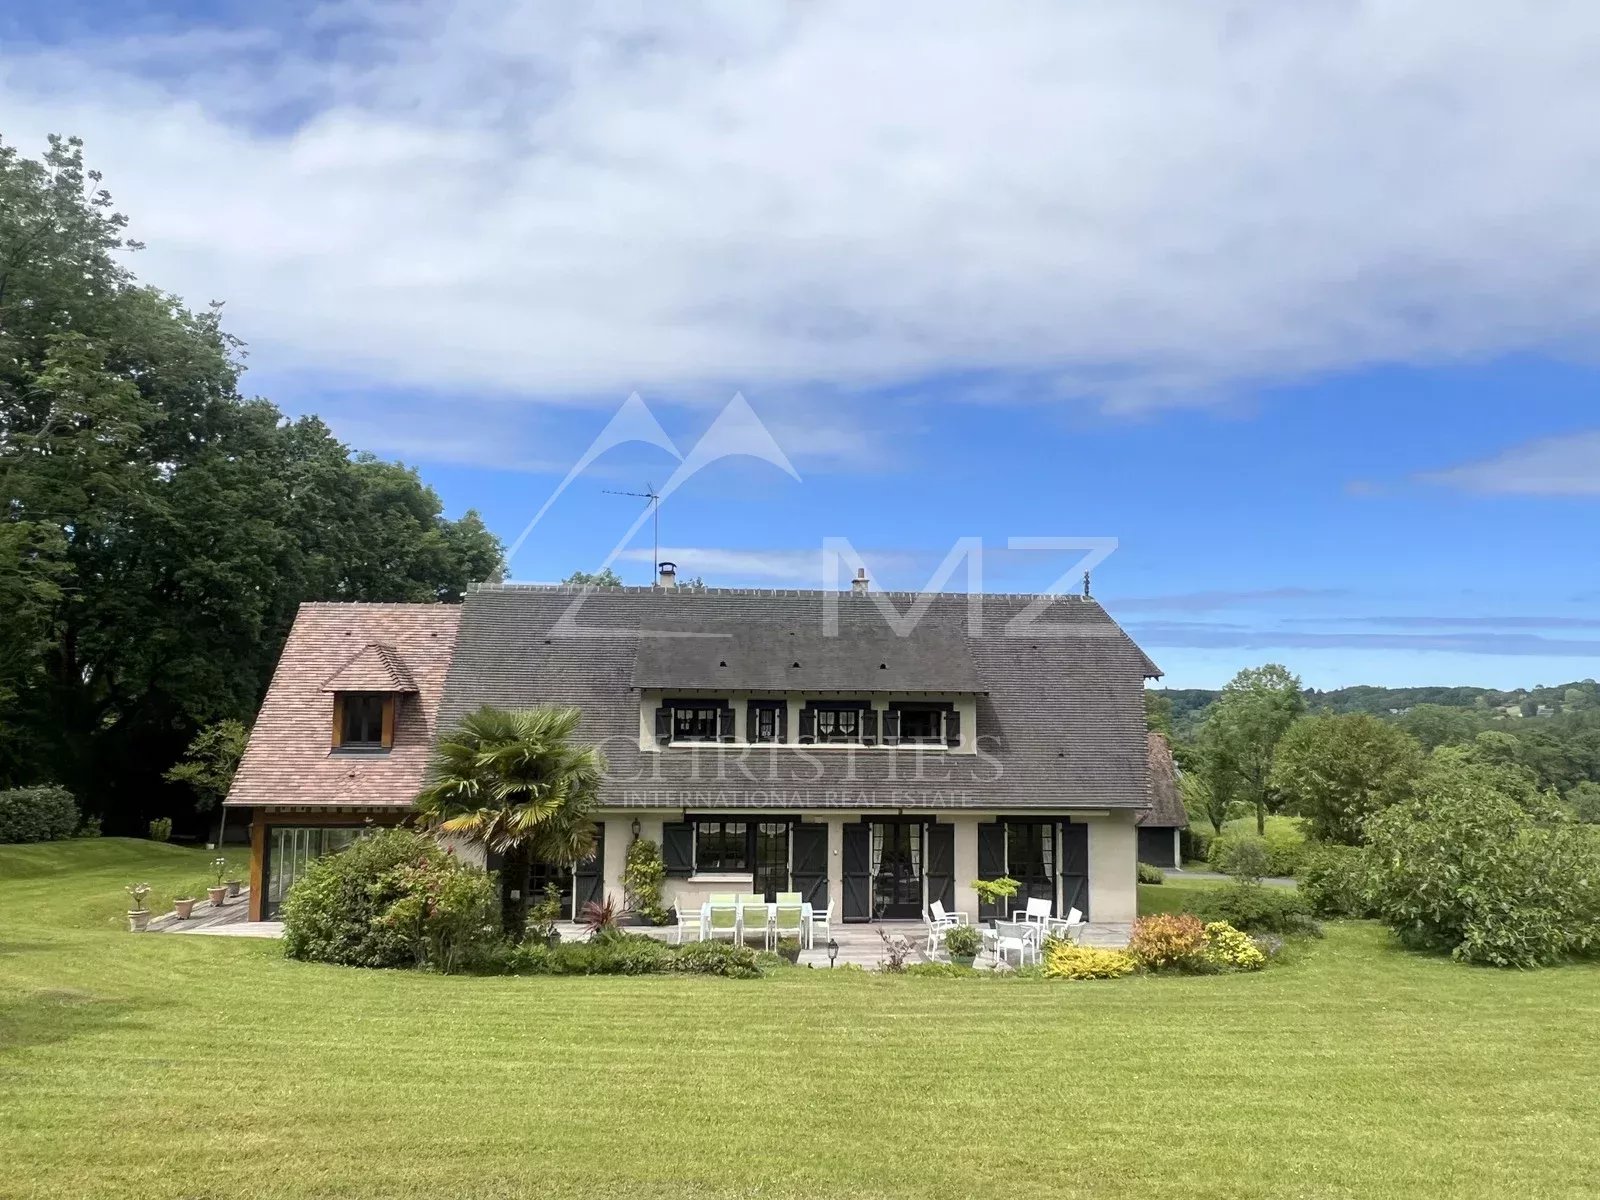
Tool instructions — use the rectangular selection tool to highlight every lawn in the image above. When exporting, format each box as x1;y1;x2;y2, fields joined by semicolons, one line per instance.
4;841;1599;1200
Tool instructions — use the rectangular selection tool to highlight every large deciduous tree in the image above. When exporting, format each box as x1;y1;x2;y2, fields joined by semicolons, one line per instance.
1270;713;1424;844
1205;664;1306;836
0;135;501;827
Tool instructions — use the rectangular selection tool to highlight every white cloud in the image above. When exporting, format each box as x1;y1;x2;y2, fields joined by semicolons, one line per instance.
6;2;1600;419
1419;430;1600;496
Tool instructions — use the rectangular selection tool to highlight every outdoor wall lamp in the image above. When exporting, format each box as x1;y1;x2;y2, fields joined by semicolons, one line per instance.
630;818;641;839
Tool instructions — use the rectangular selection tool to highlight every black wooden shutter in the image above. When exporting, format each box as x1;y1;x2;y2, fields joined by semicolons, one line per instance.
1061;820;1089;920
882;708;900;746
790;823;828;909
944;710;962;748
860;709;878;746
718;706;736;742
926;823;955;913
746;702;759;743
798;707;817;744
663;822;694;876
976;821;1005;921
842;823;871;922
777;704;788;744
574;823;606;915
654;706;672;744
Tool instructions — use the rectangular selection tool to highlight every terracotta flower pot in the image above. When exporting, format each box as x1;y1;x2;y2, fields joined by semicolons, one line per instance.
207;886;228;907
226;880;243;898
174;898;196;920
128;910;152;932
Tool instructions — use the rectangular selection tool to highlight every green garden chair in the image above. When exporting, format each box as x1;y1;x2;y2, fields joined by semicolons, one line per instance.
707;893;739;942
738;893;771;949
773;897;804;949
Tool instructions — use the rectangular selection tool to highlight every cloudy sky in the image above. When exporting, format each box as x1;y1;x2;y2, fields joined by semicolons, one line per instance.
5;1;1600;689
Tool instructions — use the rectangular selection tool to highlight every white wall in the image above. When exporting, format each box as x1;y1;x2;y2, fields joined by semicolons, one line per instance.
1085;811;1138;923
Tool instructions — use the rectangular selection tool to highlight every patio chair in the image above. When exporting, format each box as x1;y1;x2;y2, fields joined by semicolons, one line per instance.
673;898;705;945
924;902;964;959
773;897;805;949
930;900;970;926
775;891;803;905
1018;897;1052;940
992;920;1041;969
808;899;833;947
707;893;739;942
1047;906;1086;944
738;893;772;950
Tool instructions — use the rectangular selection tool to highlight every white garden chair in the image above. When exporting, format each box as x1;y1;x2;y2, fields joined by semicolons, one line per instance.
808;899;833;948
992;919;1041;968
706;893;739;942
673;899;705;944
925;901;966;960
1048;906;1086;944
737;893;772;950
930;900;970;926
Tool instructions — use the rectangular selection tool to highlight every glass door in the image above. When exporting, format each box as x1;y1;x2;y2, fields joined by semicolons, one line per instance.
753;822;791;900
871;822;924;919
1006;821;1056;918
265;826;362;917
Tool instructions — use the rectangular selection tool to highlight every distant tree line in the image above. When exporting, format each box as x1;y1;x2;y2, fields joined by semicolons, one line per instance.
0;135;502;834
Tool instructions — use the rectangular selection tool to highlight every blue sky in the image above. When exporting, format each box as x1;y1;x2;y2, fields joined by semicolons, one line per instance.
5;2;1600;689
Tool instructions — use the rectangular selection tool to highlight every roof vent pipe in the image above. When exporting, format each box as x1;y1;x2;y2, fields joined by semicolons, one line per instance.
658;561;677;589
852;567;870;594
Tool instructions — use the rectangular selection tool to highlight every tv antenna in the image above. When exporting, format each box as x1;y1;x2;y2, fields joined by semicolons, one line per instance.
603;482;661;586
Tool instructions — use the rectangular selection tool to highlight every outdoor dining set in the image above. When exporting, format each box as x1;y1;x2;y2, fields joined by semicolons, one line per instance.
925;898;1086;967
677;893;829;949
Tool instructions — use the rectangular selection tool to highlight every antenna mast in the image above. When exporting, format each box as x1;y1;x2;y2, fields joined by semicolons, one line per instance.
603;483;661;585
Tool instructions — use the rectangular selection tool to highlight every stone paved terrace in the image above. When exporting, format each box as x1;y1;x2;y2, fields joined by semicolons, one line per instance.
145;894;1129;967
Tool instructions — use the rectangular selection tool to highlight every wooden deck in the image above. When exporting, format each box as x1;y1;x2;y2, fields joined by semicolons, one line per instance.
146;889;284;938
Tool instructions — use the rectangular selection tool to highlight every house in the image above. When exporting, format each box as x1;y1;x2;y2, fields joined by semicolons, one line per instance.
225;576;1163;926
1136;731;1187;869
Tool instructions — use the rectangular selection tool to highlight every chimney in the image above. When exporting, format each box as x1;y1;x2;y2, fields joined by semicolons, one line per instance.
851;567;870;594
657;560;677;589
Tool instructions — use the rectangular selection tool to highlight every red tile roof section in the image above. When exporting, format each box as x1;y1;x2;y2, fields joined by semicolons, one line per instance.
225;603;460;810
320;643;420;692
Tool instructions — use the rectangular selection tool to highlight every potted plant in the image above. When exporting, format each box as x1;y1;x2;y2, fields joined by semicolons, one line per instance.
174;886;198;920
126;883;152;932
775;936;802;964
972;875;1021;917
225;862;244;898
942;923;982;967
207;857;229;907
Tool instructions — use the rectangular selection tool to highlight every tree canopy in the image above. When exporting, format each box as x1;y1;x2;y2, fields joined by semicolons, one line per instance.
1270;713;1423;844
0;135;501;831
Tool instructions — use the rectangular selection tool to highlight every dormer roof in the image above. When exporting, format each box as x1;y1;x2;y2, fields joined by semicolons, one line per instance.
321;643;420;693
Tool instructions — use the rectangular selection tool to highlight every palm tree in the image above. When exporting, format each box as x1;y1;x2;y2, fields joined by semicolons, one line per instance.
415;705;604;942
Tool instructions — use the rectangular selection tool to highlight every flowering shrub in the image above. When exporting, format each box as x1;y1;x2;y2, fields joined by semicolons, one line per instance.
1202;922;1266;971
1043;940;1137;980
1127;913;1208;971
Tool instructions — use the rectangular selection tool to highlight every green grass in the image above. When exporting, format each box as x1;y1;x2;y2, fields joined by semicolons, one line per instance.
4;841;1599;1199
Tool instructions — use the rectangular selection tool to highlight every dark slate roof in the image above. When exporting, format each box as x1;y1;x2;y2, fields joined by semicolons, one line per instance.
1139;731;1188;829
438;584;1160;812
631;621;982;693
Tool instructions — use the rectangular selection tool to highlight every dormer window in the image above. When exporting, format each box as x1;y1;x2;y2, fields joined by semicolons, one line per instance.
798;701;876;745
333;692;392;751
655;700;735;744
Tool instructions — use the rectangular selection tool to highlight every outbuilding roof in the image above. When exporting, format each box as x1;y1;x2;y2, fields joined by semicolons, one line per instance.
1138;731;1188;829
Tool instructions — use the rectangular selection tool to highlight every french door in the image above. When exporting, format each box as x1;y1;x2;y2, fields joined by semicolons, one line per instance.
752;822;791;900
264;826;362;918
1006;821;1057;915
871;822;924;919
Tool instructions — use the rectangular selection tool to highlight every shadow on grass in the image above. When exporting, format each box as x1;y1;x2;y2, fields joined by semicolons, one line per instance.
0;987;145;1053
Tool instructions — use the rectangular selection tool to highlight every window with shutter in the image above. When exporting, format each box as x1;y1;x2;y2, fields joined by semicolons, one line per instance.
944;710;962;748
798;707;817;743
748;702;784;743
654;707;672;745
860;709;878;745
881;708;900;746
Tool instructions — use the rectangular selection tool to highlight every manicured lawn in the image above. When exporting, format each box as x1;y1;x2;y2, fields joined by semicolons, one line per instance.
4;841;1599;1199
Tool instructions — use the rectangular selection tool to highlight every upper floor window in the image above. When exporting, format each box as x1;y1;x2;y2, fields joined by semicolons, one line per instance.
748;701;785;744
815;708;860;743
674;704;722;742
896;707;943;744
799;701;875;745
656;700;734;744
337;692;388;749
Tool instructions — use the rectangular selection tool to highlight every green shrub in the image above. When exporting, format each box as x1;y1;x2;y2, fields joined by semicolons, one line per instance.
1180;827;1213;863
941;923;982;959
1195;883;1319;936
527;883;563;945
502;936;763;978
1127;913;1208;971
904;962;976;978
0;785;80;843
622;838;670;925
148;817;173;843
1364;782;1600;967
1137;862;1165;884
282;828;497;972
1211;836;1272;882
1299;844;1376;918
667;940;763;978
1207;824;1305;877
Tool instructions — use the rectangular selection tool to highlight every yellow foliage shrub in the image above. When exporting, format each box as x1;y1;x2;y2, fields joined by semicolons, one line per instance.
1203;921;1266;971
1043;940;1137;980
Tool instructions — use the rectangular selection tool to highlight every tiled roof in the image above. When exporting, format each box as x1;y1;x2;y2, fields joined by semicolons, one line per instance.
224;604;460;809
437;585;1160;811
631;621;982;693
320;643;420;693
1138;731;1188;828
